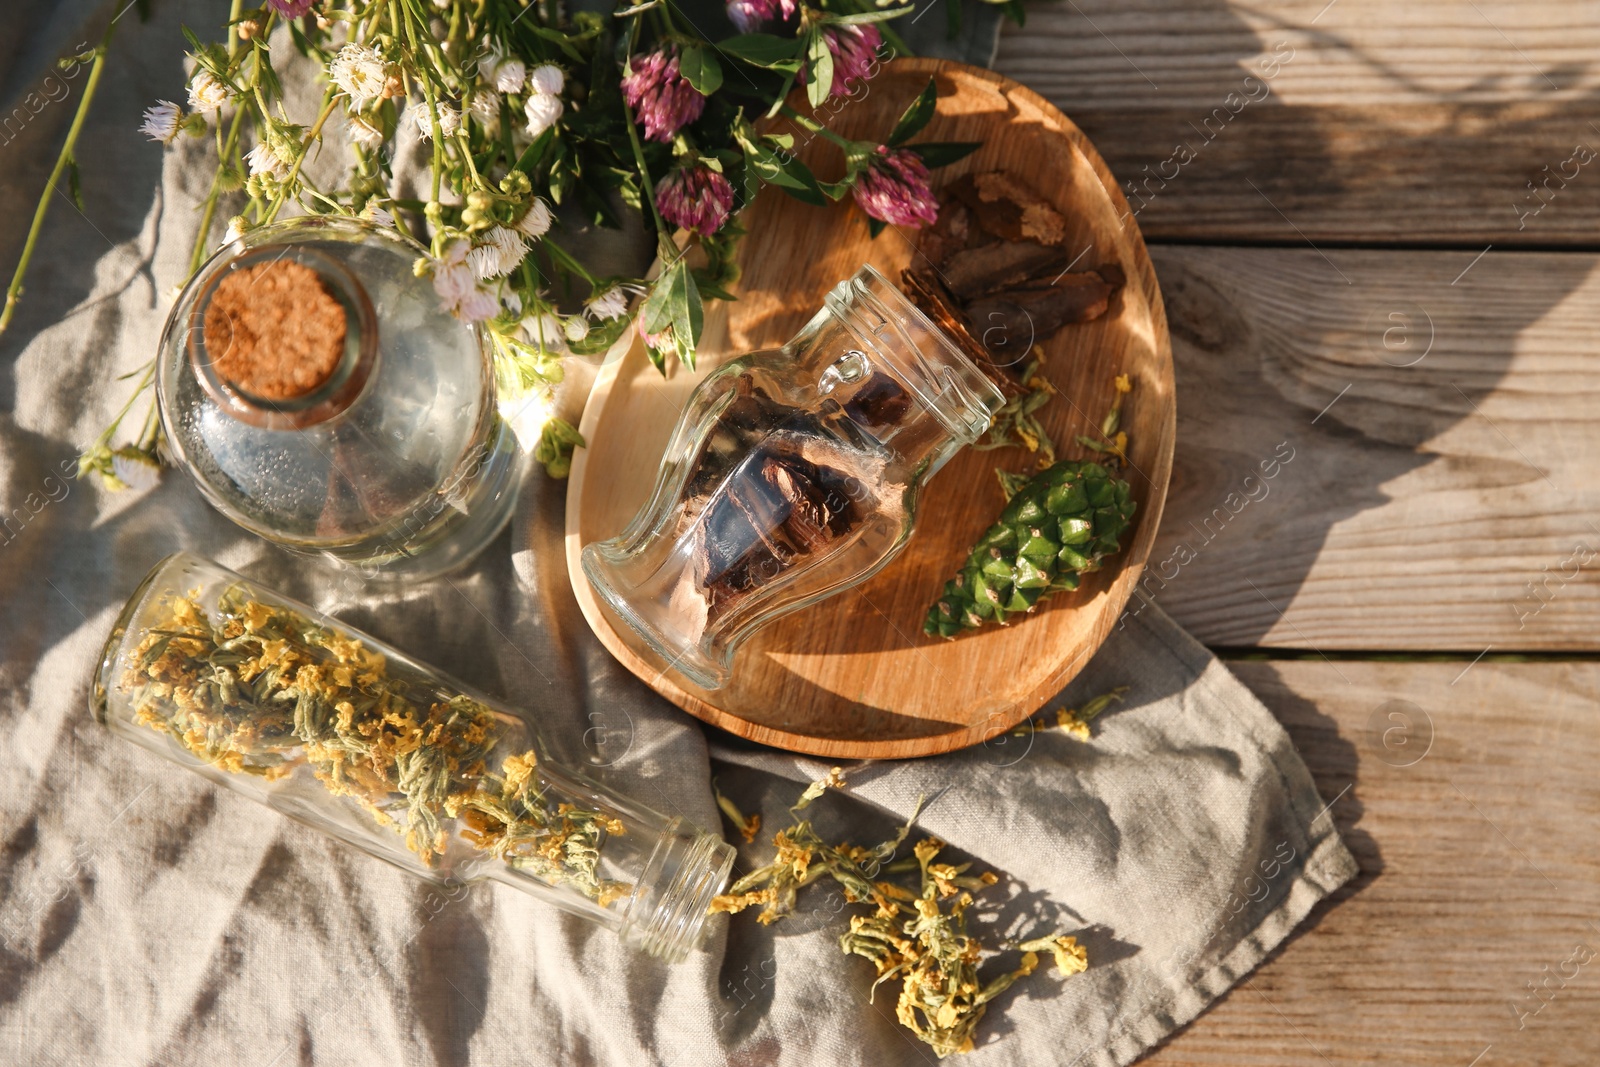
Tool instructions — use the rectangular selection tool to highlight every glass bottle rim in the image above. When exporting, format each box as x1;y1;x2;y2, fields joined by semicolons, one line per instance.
185;241;381;430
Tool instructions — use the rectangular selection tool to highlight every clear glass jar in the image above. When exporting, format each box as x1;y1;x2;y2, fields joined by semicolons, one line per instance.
157;216;525;581
582;264;1005;690
92;552;734;962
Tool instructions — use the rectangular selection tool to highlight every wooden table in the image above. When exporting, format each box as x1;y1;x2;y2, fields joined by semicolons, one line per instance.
993;2;1600;1062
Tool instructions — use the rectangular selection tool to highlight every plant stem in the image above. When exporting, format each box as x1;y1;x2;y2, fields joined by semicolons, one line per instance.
396;0;447;203
621;20;673;259
188;104;248;277
542;236;596;285
0;17;118;337
778;103;852;148
263;91;339;224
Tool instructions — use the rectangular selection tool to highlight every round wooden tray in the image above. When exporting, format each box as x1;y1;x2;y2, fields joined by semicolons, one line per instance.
564;58;1174;759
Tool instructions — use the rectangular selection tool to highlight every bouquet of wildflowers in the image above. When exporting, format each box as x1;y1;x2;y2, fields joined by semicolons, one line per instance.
4;0;982;486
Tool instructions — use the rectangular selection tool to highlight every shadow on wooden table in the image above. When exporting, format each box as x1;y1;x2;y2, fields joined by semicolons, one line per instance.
1075;1;1600;651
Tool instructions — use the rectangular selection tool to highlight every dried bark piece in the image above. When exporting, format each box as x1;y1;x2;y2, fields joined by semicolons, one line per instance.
694;435;875;623
901;269;1024;397
844;371;914;430
949;172;1069;246
965;269;1120;354
941;240;1073;302
916;198;974;268
204;260;347;400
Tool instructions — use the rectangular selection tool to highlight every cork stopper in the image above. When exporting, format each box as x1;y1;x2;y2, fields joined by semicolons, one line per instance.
202;260;348;401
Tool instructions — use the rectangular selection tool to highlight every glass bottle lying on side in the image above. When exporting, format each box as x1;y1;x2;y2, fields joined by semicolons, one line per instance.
582;264;1006;690
92;552;734;963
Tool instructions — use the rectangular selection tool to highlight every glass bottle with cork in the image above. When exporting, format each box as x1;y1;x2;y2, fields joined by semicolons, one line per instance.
158;217;525;580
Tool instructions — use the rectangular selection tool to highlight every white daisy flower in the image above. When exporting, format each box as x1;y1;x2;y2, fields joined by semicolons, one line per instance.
563;316;590;344
468;225;527;278
512;198;553;239
585;284;636;322
457;288;501;322
469;90;502;129
139;100;182;143
224;215;248;243
346;113;385;151
187;70;231;113
494;56;526;94
429;240;477;304
520;312;568;352
245;142;293;182
501;289;523;316
111;448;161;492
414;103;461;140
330;44;390;110
528;64;564;97
523;92;563;138
433;260;477;303
466;245;503;280
364;203;396;229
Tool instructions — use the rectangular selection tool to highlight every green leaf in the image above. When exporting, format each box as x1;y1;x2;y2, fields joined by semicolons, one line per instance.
675;266;705;354
804;29;834;108
643;257;704;360
827;6;915;24
528;24;586;62
678;46;724;95
742;142;828;205
717;33;802;68
906;140;982;169
888;77;938;146
512;126;557;175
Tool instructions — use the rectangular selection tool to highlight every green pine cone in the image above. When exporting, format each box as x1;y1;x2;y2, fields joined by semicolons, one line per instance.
923;460;1136;639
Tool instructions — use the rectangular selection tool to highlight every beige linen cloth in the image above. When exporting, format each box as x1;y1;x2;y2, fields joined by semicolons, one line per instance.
0;3;1355;1064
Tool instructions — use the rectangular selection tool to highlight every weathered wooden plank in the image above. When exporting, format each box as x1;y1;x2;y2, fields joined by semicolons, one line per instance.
994;1;1600;243
1128;244;1600;650
1144;659;1600;1066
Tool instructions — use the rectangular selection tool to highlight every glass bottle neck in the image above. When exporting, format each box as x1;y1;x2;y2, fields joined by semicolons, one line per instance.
821;264;1004;444
187;245;379;430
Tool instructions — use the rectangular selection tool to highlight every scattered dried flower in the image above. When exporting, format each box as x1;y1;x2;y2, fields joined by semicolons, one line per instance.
711;782;1092;1057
